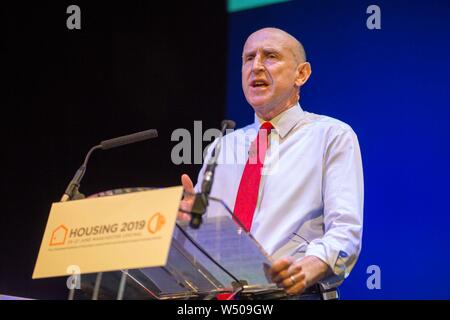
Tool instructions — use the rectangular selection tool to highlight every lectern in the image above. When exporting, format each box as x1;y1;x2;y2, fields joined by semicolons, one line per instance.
70;189;284;300
34;187;285;300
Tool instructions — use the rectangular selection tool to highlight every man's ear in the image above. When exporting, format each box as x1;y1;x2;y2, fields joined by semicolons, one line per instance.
295;62;312;87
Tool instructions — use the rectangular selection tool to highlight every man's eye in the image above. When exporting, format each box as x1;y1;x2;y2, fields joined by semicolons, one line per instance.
268;54;277;59
245;56;254;61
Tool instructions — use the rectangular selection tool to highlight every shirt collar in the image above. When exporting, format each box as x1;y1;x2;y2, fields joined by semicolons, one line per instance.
254;102;305;139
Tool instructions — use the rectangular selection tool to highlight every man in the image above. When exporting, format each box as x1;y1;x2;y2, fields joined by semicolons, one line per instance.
180;27;363;298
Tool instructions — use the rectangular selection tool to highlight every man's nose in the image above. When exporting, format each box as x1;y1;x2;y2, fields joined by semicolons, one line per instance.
251;55;265;73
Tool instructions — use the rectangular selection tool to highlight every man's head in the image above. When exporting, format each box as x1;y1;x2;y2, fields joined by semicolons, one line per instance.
242;28;311;120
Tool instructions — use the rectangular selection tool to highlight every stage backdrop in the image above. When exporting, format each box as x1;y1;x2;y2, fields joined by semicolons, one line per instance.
226;0;450;299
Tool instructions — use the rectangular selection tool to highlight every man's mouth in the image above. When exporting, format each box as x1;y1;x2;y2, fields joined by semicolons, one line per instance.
250;79;269;88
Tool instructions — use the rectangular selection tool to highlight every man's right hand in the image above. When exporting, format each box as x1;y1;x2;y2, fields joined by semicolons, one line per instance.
178;174;195;221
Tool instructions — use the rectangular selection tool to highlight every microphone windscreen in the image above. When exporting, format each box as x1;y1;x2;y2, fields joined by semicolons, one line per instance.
221;120;236;130
100;129;158;150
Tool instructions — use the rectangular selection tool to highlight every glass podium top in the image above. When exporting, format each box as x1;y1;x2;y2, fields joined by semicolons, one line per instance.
77;192;281;300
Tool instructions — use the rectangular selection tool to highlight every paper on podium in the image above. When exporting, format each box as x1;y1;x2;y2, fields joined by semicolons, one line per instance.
178;213;274;287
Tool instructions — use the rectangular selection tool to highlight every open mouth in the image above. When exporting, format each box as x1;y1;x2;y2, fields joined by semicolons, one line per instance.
250;79;269;88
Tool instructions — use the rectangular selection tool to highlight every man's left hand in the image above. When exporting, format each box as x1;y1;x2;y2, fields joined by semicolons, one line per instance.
269;257;307;295
269;255;330;295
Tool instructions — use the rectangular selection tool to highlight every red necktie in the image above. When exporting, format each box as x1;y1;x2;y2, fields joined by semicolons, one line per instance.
234;121;273;232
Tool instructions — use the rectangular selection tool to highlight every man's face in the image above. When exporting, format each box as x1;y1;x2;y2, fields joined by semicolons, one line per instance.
242;30;301;117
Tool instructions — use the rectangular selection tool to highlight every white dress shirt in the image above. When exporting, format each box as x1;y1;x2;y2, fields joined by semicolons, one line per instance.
195;103;364;289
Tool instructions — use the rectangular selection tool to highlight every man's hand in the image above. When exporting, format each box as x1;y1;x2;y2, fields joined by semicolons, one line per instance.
178;174;195;221
269;256;330;295
269;257;307;295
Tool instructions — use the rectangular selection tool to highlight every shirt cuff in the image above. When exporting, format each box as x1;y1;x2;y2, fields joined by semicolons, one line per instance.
303;242;351;289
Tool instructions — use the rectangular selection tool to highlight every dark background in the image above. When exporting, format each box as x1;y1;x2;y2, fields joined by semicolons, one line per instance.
1;1;227;299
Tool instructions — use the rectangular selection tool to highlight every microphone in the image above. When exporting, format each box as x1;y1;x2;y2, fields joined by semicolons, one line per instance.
100;129;158;150
60;129;158;202
200;120;235;196
190;120;236;229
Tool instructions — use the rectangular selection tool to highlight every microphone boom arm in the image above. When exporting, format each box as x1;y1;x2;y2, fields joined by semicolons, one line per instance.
189;120;235;229
60;129;158;202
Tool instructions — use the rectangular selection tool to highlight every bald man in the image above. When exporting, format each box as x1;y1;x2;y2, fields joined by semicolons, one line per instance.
180;28;364;299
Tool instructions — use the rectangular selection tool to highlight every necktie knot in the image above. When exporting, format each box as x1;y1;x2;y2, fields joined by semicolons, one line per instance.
260;121;273;133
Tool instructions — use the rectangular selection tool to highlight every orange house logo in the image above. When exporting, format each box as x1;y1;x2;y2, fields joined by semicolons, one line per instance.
50;224;68;246
147;212;165;234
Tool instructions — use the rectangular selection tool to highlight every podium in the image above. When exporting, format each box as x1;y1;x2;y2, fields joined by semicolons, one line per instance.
66;188;285;300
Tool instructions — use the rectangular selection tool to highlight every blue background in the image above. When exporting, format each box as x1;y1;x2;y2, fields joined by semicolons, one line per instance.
226;0;450;299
